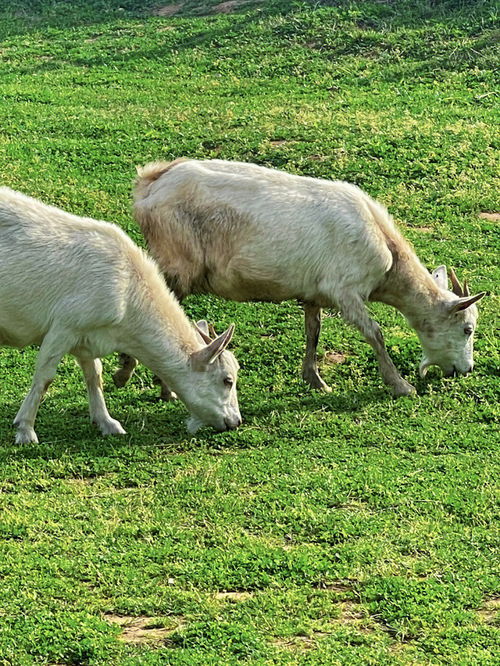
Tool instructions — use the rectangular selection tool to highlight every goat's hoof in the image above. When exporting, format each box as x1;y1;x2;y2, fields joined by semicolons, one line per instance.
303;373;332;393
159;390;178;402
112;370;130;388
97;418;126;436
15;427;39;444
392;381;416;397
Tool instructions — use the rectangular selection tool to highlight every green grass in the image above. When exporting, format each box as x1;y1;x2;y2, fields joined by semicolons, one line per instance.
0;1;499;663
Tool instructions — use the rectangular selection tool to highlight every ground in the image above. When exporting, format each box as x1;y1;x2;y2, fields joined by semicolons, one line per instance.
0;1;498;664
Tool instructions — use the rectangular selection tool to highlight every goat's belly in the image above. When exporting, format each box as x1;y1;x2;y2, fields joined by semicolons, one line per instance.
71;330;118;359
0;311;45;347
207;270;296;303
0;326;40;348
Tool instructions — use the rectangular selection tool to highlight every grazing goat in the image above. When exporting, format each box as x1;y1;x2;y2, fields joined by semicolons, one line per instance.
114;159;485;398
0;187;241;444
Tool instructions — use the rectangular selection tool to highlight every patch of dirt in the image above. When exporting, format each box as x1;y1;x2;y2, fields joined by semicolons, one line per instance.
273;584;379;651
214;1;241;12
155;3;184;16
269;139;294;146
337;601;366;623
413;226;433;233
478;596;500;623
314;581;352;596
215;591;253;602
213;0;262;13
105;614;185;643
324;351;347;365
153;0;263;17
479;212;500;221
272;633;328;652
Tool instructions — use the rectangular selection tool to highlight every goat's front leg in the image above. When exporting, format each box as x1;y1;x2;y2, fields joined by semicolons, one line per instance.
113;352;138;388
336;294;416;396
13;329;71;444
77;356;126;435
301;303;332;392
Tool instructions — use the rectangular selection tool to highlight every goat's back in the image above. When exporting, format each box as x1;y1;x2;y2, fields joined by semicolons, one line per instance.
0;188;158;345
133;160;404;303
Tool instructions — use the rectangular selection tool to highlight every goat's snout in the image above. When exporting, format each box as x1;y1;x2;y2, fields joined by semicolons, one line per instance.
224;415;242;431
445;363;473;378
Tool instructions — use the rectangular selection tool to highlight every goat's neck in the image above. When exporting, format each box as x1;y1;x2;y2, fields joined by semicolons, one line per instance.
121;300;201;390
370;253;442;326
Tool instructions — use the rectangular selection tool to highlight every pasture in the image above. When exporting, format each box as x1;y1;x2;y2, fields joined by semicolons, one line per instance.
0;0;498;663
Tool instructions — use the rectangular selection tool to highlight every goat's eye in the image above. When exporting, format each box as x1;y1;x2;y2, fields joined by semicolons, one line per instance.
464;325;473;336
224;377;234;388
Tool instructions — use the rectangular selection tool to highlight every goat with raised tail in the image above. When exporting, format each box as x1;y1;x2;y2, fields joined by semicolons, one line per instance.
0;187;241;444
115;159;485;398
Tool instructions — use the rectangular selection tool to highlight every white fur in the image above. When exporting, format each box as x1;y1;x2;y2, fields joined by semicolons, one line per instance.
0;187;241;443
121;159;485;396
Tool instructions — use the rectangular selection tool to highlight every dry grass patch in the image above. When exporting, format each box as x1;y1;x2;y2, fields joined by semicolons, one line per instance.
215;590;254;602
272;633;329;652
314;581;352;595
324;351;348;365
106;614;185;643
478;596;500;624
479;212;500;221
269;139;296;147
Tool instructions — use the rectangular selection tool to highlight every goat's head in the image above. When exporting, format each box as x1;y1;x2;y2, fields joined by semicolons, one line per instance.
183;321;241;433
418;266;486;378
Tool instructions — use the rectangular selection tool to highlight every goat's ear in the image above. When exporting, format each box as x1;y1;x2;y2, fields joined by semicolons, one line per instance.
448;292;486;313
432;265;448;289
191;325;235;369
194;320;212;344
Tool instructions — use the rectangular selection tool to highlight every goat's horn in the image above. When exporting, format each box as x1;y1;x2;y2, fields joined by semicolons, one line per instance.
462;279;470;297
450;292;487;313
448;268;463;296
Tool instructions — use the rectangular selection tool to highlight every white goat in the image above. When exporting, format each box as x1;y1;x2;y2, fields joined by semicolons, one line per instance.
115;159;485;398
0;187;241;444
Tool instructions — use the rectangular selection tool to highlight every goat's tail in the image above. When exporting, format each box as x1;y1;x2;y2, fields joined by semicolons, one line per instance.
134;158;187;202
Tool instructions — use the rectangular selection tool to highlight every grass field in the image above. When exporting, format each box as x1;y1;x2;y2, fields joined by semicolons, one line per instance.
0;1;498;663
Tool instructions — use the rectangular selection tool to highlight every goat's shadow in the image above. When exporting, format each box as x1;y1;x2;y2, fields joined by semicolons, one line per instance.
0;375;389;465
1;357;496;465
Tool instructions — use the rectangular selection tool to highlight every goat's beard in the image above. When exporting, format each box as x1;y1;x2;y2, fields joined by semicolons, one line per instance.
186;415;203;434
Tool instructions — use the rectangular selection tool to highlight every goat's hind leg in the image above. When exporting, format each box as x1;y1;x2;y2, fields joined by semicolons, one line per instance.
77;356;126;435
153;375;177;401
13;328;73;444
301;303;332;392
113;353;138;388
113;353;176;401
335;293;416;396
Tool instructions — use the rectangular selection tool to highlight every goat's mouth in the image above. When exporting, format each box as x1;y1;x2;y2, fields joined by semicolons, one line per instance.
420;360;469;379
186;415;237;434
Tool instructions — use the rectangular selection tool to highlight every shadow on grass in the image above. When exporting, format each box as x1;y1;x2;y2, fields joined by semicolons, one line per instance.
0;393;190;460
0;375;389;463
